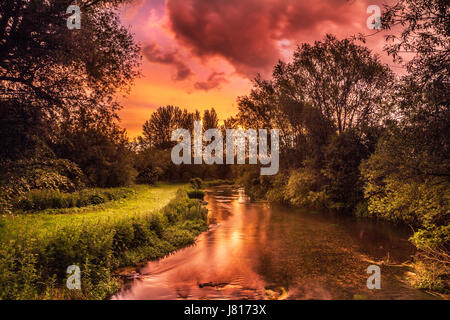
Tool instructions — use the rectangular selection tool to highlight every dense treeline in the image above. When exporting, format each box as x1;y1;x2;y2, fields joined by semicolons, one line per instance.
135;106;231;183
0;0;448;292
230;0;449;291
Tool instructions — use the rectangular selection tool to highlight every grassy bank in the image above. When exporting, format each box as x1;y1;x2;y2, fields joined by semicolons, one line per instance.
0;184;208;299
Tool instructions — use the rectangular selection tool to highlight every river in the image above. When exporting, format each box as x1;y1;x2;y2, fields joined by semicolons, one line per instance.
112;185;437;300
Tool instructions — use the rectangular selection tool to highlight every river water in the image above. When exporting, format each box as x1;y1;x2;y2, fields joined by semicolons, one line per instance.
113;186;436;300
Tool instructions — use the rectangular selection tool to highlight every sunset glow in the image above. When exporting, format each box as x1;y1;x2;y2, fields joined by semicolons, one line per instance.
118;0;396;138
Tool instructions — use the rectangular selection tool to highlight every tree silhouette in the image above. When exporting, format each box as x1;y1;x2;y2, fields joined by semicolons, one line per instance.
142;105;196;149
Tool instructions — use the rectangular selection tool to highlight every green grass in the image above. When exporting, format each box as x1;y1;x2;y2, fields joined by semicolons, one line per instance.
0;183;209;300
0;184;182;241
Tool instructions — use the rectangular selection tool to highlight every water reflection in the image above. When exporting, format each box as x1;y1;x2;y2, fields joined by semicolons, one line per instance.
237;187;250;203
113;186;436;300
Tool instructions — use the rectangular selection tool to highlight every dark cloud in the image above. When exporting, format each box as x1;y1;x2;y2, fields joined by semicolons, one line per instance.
166;0;371;78
142;43;193;80
194;71;228;91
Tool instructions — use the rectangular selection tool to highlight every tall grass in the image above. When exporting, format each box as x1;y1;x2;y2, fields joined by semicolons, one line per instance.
0;184;208;299
13;188;135;212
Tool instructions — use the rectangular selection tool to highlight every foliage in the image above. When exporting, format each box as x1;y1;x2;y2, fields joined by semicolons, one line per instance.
137;107;231;182
283;169;329;208
0;159;85;214
0;185;208;299
321;132;370;209
187;190;205;200
0;0;140;115
141;105;197;150
265;172;289;204
233;165;272;200
13;187;134;212
189;177;203;189
53;120;137;188
202;108;219;131
0;0;141;190
136;166;163;185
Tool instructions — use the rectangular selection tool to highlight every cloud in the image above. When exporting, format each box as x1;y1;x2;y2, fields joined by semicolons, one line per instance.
194;71;228;91
142;43;193;80
166;0;372;78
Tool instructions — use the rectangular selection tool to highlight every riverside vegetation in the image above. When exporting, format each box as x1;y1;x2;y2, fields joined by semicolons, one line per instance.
0;184;208;299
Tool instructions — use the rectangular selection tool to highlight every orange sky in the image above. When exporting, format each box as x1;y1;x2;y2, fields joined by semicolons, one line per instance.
118;0;399;138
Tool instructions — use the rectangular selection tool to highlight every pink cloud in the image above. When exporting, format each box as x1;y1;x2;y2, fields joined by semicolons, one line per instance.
194;71;228;91
142;43;193;80
165;0;384;78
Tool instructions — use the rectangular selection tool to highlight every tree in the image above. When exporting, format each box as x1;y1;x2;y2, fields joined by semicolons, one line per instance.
0;1;141;190
288;35;393;135
141;105;196;149
237;35;392;168
0;0;140;160
52;111;137;187
361;0;450;290
202;108;219;131
0;1;139;108
382;0;448;108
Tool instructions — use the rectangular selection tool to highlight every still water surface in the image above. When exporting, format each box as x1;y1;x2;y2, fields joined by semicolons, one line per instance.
113;186;436;300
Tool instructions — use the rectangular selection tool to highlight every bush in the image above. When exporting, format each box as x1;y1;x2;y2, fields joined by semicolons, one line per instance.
0;159;85;214
233;165;272;200
408;225;450;292
189;177;203;190
13;188;134;212
136;166;163;185
1;159;85;193
187;190;205;200
284;169;329;208
265;172;288;204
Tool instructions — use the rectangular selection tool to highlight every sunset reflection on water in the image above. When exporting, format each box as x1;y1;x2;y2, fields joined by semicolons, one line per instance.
113;186;436;300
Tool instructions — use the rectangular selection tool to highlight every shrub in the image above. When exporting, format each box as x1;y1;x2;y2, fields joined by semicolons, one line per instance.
13;188;134;212
408;225;450;292
284;169;329;208
162;227;196;247
0;159;85;214
150;213;168;237
136;166;163;185
187;189;205;200
189;177;203;190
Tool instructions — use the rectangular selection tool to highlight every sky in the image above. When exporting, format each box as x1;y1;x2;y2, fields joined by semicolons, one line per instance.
117;0;399;138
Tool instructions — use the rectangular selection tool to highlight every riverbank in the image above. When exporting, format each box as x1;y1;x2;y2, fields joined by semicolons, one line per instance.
0;184;208;299
236;168;449;295
114;185;439;300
